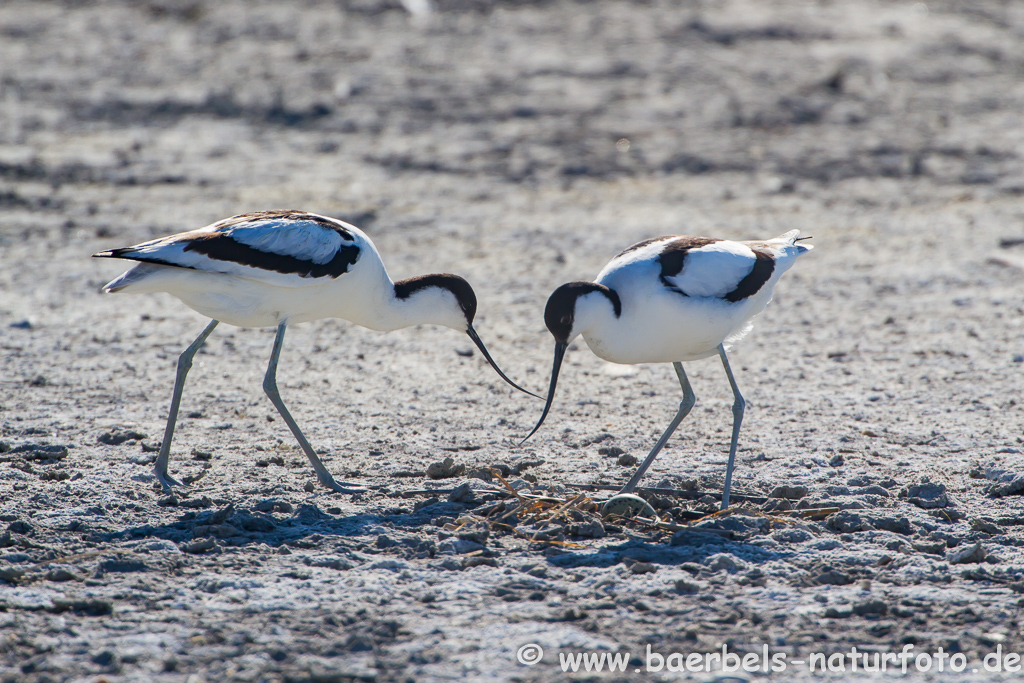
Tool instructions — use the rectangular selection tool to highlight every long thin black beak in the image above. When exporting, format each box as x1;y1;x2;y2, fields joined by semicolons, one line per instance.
466;325;542;399
519;341;568;445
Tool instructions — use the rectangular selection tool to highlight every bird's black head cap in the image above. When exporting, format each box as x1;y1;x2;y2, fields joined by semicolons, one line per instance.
544;281;621;342
394;274;477;325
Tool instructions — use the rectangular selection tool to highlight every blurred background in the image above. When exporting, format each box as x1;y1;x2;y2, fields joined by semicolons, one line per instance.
2;0;1022;234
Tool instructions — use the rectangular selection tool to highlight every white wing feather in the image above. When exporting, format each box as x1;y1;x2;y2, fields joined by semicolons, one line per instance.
666;241;756;298
226;219;343;265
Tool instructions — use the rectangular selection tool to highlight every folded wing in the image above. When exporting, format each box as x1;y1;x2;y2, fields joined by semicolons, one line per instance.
660;239;774;302
94;211;362;288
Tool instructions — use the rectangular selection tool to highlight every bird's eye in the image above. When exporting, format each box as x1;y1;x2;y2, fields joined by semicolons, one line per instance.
561;315;571;326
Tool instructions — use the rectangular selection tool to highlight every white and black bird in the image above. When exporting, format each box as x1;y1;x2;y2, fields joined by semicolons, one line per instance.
522;230;812;509
94;210;537;493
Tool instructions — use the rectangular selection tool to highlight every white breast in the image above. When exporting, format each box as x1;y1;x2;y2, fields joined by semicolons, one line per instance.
581;286;764;364
581;247;776;364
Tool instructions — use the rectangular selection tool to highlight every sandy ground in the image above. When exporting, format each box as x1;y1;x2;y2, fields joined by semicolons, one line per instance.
2;0;1024;681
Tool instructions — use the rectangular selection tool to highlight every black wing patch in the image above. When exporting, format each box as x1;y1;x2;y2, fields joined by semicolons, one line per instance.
95;210;362;279
655;236;720;295
724;249;775;302
181;232;360;279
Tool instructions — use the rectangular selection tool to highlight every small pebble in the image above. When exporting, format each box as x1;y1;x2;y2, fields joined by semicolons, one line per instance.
675;578;701;593
98;428;147;446
427;456;465;480
182;538;217;554
769;485;808;499
704;553;746;574
901;482;949;509
948;542;986;564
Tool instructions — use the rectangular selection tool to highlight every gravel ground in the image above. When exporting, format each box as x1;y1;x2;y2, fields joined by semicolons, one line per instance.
2;1;1024;681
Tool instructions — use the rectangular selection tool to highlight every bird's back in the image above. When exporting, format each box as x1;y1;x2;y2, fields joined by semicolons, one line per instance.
94;211;390;328
584;231;811;363
97;211;372;290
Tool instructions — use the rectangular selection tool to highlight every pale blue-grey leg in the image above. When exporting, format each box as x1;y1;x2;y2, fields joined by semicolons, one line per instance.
155;319;219;491
263;321;365;494
618;362;696;493
718;344;745;510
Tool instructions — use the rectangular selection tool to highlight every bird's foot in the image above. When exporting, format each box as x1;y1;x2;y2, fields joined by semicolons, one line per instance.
155;469;186;492
320;477;369;495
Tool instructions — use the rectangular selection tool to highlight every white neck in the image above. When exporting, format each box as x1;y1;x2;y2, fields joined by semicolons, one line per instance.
355;280;466;332
572;289;621;340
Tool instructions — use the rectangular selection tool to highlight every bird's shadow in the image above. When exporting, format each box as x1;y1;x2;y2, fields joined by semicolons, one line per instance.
97;499;791;571
542;533;789;571
97;499;466;553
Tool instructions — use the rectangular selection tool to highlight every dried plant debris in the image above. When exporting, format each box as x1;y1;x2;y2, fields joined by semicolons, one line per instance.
428;469;842;549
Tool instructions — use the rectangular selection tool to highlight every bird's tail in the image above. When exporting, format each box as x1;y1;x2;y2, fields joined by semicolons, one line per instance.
99;262;164;293
769;229;813;255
